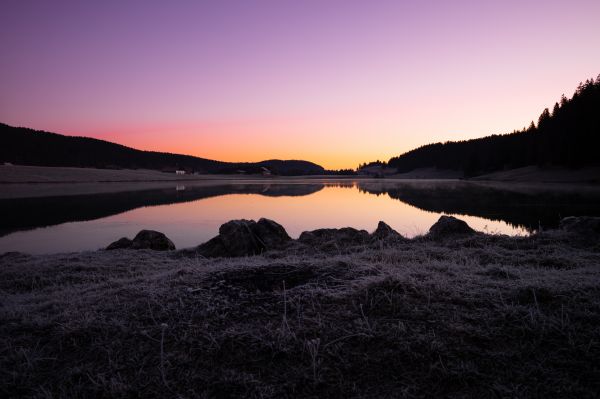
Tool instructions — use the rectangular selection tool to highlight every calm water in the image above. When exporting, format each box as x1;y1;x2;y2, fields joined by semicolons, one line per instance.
2;179;600;254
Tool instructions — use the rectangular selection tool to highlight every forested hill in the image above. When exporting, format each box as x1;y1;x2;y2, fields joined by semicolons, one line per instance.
0;124;325;175
386;76;600;176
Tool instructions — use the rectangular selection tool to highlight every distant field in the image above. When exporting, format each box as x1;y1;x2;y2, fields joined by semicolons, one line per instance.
1;165;597;200
389;167;463;179
0;165;359;184
0;165;358;199
387;166;600;182
0;165;218;183
473;165;600;183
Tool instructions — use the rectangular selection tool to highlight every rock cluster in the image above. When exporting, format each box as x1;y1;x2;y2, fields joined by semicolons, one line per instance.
298;221;406;251
111;214;600;257
105;216;489;256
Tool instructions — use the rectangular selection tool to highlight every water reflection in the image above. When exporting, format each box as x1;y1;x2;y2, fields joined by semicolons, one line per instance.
356;181;600;231
1;180;599;254
0;183;325;236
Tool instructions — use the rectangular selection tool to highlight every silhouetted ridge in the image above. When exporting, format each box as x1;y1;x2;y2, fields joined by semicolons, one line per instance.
0;124;325;175
386;76;600;176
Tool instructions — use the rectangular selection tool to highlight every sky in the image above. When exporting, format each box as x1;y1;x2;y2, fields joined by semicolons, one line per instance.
1;0;599;169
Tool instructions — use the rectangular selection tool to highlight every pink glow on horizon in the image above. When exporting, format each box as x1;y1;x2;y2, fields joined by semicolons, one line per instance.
1;0;599;169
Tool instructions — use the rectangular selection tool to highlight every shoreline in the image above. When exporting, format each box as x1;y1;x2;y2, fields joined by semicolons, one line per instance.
2;164;598;200
0;164;364;184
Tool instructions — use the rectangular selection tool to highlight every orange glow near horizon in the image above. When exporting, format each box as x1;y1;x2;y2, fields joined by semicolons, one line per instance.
30;72;600;170
2;1;600;169
55;90;572;170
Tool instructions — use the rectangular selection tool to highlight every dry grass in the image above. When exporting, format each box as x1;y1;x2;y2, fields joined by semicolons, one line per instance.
1;232;599;398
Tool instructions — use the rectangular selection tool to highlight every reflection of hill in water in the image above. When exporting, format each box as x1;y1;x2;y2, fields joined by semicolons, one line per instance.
357;181;600;231
4;180;599;238
0;183;324;236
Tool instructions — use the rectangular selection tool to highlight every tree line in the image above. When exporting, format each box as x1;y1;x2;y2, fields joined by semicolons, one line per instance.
386;76;600;176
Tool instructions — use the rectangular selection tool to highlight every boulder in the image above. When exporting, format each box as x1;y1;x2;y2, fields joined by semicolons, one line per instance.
106;237;133;250
298;227;370;250
427;215;476;239
131;230;176;251
371;221;405;242
196;218;291;257
559;216;600;235
253;218;292;248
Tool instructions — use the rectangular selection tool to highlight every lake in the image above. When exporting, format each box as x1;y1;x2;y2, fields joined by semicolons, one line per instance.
1;179;600;254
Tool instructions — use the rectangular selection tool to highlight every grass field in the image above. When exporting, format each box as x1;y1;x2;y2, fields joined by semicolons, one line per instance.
0;165;361;199
0;165;204;183
1;229;599;398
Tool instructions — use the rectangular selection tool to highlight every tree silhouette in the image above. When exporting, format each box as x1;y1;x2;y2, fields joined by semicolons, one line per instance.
387;76;600;175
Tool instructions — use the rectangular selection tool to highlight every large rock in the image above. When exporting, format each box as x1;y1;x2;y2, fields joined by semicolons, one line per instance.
106;237;133;250
298;227;370;250
196;218;291;257
131;230;176;251
427;215;476;239
559;216;600;235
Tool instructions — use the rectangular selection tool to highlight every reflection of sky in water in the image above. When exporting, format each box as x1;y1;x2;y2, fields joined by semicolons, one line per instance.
0;184;528;254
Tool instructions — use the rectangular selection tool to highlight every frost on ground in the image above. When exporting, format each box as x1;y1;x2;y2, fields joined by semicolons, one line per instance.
1;228;599;398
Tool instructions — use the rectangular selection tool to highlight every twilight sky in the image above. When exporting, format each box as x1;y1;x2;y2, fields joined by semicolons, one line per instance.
1;1;599;169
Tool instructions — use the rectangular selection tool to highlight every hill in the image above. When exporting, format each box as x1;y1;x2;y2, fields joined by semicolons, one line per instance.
0;124;325;176
383;76;600;177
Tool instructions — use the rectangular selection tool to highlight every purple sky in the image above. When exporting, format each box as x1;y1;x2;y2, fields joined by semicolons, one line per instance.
1;0;599;168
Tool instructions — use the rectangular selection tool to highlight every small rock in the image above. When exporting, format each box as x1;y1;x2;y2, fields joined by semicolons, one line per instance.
106;237;133;250
428;215;476;238
131;230;175;251
298;227;370;249
371;221;404;242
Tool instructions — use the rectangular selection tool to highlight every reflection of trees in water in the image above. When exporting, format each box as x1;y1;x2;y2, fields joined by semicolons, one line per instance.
3;180;599;238
0;183;325;236
356;181;600;231
323;181;356;189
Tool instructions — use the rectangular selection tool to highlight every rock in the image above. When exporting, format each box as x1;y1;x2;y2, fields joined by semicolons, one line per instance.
131;230;176;251
559;216;600;235
106;237;133;250
253;218;292;248
371;221;404;242
213;219;263;256
427;215;476;238
196;218;291;257
298;227;370;250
